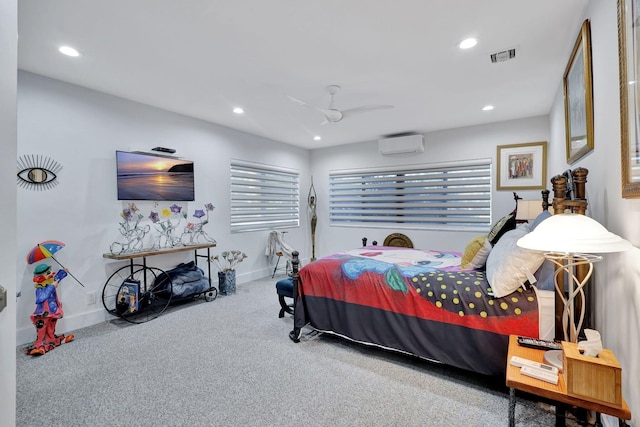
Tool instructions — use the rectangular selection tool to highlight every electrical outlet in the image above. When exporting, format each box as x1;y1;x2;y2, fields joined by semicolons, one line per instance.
86;291;97;305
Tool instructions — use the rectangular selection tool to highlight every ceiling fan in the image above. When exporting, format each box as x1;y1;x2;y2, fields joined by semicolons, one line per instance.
288;85;394;124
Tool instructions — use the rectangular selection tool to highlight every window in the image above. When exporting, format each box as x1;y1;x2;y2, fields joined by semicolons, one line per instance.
230;161;299;233
329;160;491;230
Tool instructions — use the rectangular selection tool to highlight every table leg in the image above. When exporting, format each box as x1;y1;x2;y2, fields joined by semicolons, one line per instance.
508;388;515;427
555;403;566;427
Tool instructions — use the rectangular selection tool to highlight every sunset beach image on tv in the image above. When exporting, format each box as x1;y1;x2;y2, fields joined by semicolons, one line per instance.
116;151;195;201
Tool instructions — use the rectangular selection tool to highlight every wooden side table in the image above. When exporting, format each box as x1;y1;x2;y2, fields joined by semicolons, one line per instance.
506;335;631;426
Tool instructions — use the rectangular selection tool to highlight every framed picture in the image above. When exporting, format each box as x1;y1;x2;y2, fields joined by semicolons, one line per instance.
618;0;640;198
496;142;547;191
563;20;593;164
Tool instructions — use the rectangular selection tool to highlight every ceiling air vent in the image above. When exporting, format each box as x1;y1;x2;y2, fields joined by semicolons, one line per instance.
490;48;516;63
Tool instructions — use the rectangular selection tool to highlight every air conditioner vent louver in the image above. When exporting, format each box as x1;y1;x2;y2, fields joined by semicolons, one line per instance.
490;49;516;63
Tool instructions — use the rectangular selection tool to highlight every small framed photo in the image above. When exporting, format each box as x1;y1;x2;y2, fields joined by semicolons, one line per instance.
564;20;594;164
496;142;547;191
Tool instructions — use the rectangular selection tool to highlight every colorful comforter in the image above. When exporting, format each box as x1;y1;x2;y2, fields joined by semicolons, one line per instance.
292;247;539;376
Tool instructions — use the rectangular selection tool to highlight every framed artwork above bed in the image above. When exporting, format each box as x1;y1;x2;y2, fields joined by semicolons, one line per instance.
496;141;547;191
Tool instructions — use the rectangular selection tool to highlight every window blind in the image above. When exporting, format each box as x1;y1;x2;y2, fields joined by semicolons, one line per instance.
329;160;491;229
230;161;299;233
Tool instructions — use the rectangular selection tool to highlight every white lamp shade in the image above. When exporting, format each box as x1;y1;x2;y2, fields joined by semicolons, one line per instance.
517;213;632;254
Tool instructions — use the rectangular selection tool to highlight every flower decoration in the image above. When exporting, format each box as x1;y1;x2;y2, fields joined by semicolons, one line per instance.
110;203;149;254
149;211;160;223
151;204;183;248
120;203;143;223
180;203;216;245
210;250;247;272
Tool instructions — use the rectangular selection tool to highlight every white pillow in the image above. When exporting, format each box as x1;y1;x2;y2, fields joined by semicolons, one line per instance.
486;225;545;298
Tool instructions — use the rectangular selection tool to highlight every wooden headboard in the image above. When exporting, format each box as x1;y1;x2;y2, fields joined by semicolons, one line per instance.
551;167;588;214
549;167;590;341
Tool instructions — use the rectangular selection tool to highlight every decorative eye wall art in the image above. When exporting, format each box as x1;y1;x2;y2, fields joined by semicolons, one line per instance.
17;154;63;190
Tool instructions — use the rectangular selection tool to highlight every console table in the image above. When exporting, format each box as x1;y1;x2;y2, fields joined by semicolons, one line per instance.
103;242;216;284
102;243;217;323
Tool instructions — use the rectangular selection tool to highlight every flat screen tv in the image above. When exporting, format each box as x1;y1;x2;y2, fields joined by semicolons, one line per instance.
116;151;195;201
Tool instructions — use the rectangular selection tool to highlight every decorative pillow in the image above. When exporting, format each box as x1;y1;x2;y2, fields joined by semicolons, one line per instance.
487;211;516;246
530;210;552;231
534;260;556;291
461;235;492;270
485;225;545;298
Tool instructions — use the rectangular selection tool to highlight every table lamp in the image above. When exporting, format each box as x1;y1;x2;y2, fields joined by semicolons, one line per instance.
516;213;631;368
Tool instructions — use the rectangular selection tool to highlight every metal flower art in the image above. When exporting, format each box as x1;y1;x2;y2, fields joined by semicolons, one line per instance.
110;203;150;254
181;203;216;245
153;205;183;249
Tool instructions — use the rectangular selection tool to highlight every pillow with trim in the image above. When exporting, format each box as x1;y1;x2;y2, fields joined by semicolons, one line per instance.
486;225;545;298
487;211;516;246
461;235;492;270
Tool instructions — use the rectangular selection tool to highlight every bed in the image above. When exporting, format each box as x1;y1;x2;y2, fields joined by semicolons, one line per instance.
289;168;589;376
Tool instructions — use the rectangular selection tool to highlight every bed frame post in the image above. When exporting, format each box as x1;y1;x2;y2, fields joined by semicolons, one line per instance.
541;189;550;211
549;168;590;341
288;251;301;343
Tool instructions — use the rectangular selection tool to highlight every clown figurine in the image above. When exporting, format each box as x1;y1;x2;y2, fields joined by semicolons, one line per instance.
26;263;74;356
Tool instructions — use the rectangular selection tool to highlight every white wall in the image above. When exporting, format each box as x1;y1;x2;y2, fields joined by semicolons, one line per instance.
16;72;311;345
544;2;639;425
310;116;550;256
572;2;640;425
1;0;17;425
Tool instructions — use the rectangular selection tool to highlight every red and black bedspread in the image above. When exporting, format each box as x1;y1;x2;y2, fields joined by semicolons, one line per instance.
293;247;539;376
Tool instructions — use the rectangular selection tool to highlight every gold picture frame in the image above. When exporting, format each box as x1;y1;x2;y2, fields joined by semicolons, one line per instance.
563;20;594;164
618;0;640;198
496;142;547;191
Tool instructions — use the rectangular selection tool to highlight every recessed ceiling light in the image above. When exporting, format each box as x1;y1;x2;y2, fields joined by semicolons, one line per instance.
313;136;321;141
458;38;478;49
58;46;80;57
233;107;244;114
482;105;494;111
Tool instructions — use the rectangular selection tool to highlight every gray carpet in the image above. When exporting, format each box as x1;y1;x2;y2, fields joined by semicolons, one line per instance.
17;276;574;426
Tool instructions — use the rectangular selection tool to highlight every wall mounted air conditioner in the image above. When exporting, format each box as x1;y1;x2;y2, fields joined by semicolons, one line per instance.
378;134;424;156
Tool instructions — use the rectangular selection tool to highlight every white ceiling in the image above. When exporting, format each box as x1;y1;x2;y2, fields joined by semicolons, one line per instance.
17;0;588;150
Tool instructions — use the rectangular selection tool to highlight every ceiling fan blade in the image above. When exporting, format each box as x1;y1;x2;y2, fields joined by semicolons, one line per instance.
341;104;394;119
288;95;335;116
287;95;318;109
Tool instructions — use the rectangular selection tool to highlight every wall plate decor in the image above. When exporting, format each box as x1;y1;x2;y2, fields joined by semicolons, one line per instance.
496;142;547;191
17;154;63;190
563;20;594;164
618;0;640;198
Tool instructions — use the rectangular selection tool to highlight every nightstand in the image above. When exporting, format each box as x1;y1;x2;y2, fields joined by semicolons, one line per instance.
506;335;631;426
